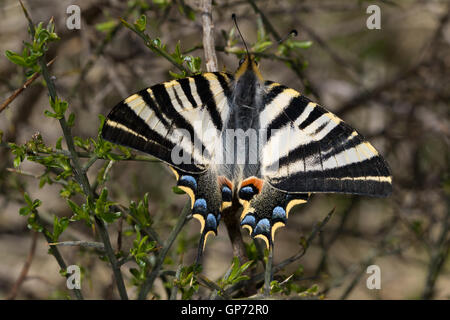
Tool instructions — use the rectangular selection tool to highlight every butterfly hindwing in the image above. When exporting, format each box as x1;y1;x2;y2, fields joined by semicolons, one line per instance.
259;81;392;197
170;167;223;250
237;176;309;248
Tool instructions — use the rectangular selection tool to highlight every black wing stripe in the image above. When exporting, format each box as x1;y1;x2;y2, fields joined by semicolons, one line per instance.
214;72;233;99
103;101;174;150
263;83;287;107
270;156;392;196
298;105;327;130
194;75;223;131
138;88;170;128
177;78;198;108
171;85;185;110
272;124;351;169
151;83;210;159
266;94;311;141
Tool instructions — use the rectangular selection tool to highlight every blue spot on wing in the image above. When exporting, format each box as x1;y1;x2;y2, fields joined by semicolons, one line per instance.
179;175;197;191
193;198;207;215
239;186;255;200
241;215;256;228
272;206;287;223
205;213;217;230
254;218;271;235
221;186;232;202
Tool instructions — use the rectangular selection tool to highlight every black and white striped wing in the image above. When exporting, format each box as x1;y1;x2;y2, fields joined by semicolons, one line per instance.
102;72;234;251
259;82;392;197
101;72;233;174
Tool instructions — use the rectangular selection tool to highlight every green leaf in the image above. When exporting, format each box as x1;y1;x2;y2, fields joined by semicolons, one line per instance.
5;50;27;67
95;20;118;33
24;192;33;206
13;156;22;168
67;113;76;127
52;216;69;241
252;41;273;53
288;40;313;49
134;15;147;32
178;2;196;21
19;207;30;216
44;110;57;118
55;137;63;150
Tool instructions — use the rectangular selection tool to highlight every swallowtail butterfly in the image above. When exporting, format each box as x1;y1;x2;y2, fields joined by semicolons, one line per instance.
101;35;392;259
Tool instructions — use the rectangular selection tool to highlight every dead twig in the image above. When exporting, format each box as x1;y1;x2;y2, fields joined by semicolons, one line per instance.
0;58;56;115
7;231;38;300
200;0;219;72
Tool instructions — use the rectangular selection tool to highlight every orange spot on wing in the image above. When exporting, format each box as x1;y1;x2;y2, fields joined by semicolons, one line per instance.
217;176;233;190
240;176;264;193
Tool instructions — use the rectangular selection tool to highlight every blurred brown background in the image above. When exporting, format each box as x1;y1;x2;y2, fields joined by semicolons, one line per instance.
0;0;449;299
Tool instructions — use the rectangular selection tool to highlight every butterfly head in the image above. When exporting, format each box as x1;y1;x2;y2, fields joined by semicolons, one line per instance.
231;13;264;84
234;54;264;82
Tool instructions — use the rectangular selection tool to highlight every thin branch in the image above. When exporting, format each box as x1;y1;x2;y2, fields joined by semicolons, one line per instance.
200;0;219;72
273;207;335;273
138;202;191;300
246;0;320;98
169;264;183;300
49;240;105;251
223;207;335;297
7;231;38;299
34;212;84;300
120;19;190;75
18;1;128;300
421;199;450;299
264;244;273;296
0;58;56;115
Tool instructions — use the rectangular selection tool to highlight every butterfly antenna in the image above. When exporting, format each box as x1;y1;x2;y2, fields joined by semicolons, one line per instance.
264;29;298;52
232;13;250;57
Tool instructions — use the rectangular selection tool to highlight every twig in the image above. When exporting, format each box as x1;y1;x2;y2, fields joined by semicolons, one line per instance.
197;274;232;299
264;245;273;296
18;1;128;300
223;207;335;297
338;4;450;117
169;264;183;300
6;168;68;186
68;4;139;100
200;0;219;72
421;199;450;299
34;211;84;300
120;19;190;75
48;240;105;251
222;200;249;267
0;58;56;115
246;0;320;98
7;231;38;299
314;199;357;278
137;202;191;300
273;207;335;273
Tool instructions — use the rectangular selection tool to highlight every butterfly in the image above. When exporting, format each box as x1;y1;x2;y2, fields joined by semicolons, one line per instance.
101;48;392;261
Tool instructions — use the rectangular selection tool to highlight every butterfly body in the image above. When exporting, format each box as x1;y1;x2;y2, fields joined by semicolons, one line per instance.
101;54;392;255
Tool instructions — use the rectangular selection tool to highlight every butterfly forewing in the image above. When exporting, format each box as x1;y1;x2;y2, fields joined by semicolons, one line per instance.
101;72;233;174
